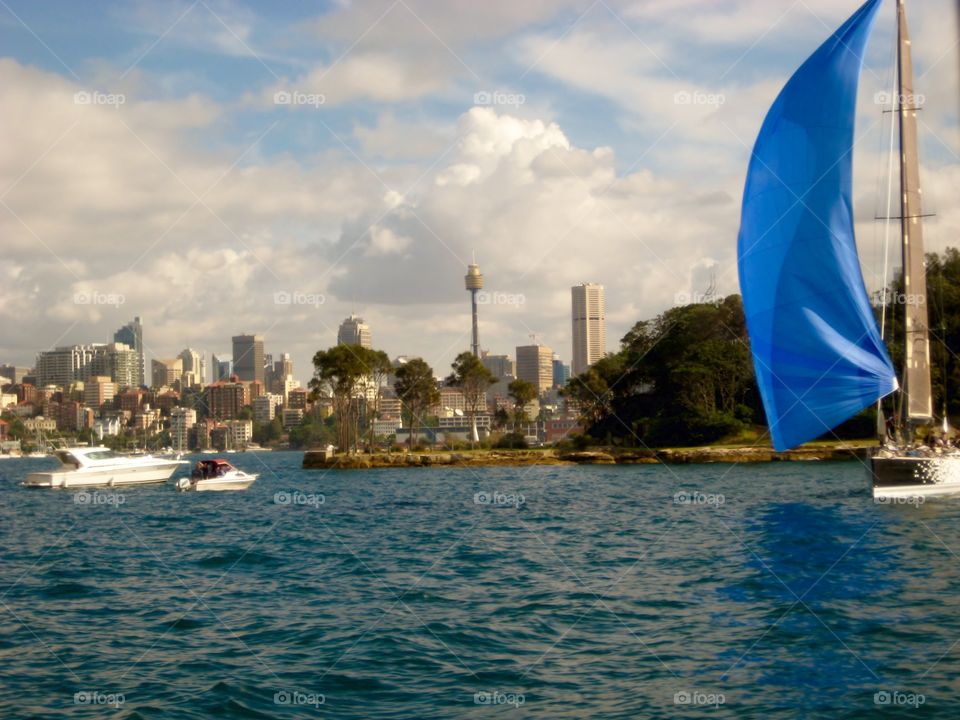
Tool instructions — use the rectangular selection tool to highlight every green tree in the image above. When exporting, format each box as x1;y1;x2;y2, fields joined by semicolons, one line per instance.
309;344;391;453
507;378;537;431
394;358;440;448
564;295;758;447
309;345;368;452
360;348;392;451
446;352;496;447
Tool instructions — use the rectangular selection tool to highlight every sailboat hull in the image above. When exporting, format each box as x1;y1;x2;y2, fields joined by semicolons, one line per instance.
871;455;960;499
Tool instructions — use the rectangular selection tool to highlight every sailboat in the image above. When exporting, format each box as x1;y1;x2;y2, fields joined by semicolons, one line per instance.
738;0;960;499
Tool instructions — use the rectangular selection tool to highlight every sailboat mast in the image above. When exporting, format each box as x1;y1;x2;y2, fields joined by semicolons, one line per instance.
897;0;933;427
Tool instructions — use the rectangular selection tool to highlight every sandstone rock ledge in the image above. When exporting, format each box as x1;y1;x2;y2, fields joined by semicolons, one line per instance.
303;444;871;470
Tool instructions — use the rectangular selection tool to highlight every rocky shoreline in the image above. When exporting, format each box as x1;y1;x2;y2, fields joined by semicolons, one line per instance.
302;444;872;470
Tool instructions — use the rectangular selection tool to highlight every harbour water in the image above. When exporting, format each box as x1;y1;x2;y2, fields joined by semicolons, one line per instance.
1;452;959;718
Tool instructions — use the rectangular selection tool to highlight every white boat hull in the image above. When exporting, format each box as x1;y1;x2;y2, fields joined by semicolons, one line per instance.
24;463;180;488
176;473;257;492
871;454;960;499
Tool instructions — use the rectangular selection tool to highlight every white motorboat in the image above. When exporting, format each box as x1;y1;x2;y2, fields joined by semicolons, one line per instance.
23;447;184;488
176;459;258;492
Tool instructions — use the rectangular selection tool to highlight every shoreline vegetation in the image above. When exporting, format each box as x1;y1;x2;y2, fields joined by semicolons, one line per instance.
303;440;874;469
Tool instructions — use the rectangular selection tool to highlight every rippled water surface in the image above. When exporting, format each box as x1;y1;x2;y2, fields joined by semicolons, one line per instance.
2;452;960;718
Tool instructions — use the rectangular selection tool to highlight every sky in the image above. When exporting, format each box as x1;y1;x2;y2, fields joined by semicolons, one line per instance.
1;0;958;385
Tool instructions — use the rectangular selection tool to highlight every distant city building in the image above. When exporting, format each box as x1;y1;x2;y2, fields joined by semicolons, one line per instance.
545;418;584;444
225;419;253;449
281;408;304;429
287;387;309;410
571;283;606;377
253;394;282;425
0;365;29;383
212;354;232;381
113;316;145;387
35;345;101;387
516;344;554;396
552;356;570;388
83;376;117;410
151;357;183;388
268;353;294;394
232;334;265;384
337;315;372;348
178;348;206;387
280;376;300;404
100;343;139;389
36;343;139;390
170;408;197;451
93;417;123;439
119;389;146;415
481;353;515;379
266;352;294;394
203;381;246;420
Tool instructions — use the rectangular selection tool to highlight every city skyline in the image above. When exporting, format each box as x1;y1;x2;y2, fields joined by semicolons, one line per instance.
3;2;957;387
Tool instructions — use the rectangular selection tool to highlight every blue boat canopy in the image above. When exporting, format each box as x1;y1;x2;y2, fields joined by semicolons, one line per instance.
737;0;897;451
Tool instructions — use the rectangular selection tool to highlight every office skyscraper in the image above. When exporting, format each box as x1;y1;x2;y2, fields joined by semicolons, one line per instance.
178;348;206;387
113;316;144;387
212;354;232;381
516;344;554;396
337;315;372;348
571;283;606;377
552;355;570;388
232;334;265;383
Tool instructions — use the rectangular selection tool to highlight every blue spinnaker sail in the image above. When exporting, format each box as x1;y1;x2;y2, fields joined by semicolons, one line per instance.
737;0;896;451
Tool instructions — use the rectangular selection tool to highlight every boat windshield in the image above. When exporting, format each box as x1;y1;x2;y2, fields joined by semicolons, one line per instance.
84;450;122;461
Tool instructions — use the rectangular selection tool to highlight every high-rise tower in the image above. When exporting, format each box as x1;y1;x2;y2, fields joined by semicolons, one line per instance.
232;334;265;383
113;316;144;387
465;261;484;357
337;315;372;348
571;283;606;377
